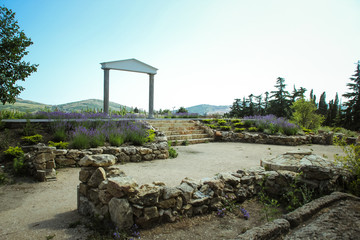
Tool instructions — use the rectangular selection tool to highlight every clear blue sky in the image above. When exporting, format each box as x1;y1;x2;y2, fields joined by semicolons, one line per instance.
3;0;360;111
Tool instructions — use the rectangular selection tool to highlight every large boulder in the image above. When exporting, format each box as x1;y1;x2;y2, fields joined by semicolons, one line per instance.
88;167;107;187
107;176;138;198
108;198;133;229
79;154;116;167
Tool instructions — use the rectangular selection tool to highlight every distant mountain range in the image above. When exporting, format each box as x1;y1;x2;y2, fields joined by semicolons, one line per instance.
0;99;230;115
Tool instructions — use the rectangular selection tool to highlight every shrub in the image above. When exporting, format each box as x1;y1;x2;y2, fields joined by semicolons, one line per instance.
53;128;67;141
70;134;90;149
48;141;69;149
248;127;258;132
220;126;231;131
233;122;245;127
231;119;241;123
205;124;217;129
217;119;227;126
291;99;324;130
89;135;106;148
202;119;213;123
13;156;26;175
168;141;178;158
243;120;254;127
21;134;43;144
146;129;156;143
234;128;246;132
22;119;37;136
4;146;24;160
108;134;124;147
334;136;360;196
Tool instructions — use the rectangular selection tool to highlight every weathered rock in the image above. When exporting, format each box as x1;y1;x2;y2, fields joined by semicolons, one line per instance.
157;198;176;209
300;165;332;180
219;172;241;186
53;149;68;155
108;198;133;229
88;167;107;188
105;166;126;178
238;218;290;240
98;190;113;204
88;188;100;205
78;196;95;216
79;183;88;196
79;167;95;183
130;154;142;162
66;149;82;159
117;152;130;163
34;153;55;164
177;183;195;203
163;187;182;200
55;156;76;166
129;184;161;206
139;147;152;155
89;148;103;154
193;205;208;215
107;176;138;198
79;154;116;167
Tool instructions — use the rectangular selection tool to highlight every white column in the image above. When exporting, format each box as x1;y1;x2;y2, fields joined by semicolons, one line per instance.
103;69;110;115
148;74;155;119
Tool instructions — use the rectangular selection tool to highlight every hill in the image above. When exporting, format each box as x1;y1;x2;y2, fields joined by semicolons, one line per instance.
186;104;230;115
0;99;130;113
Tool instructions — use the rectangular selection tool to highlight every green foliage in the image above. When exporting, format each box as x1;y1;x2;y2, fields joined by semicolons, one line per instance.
302;127;313;134
108;134;124;147
202;119;213;123
0;6;38;104
4;146;24;159
0;172;8;185
220;126;231;131
182;139;189;146
258;177;281;222
146;129;156;143
331;127;358;138
282;173;314;211
248;127;258;132
22;119;37;136
233;122;245;127
291;99;324;130
243;120;253;127
126;131;146;146
217;119;227;126
205;124;217;129
168;141;178;159
234;127;246;132
231;119;241;123
48;141;69;149
334;136;360;196
89;135;106;148
21;134;43;144
177;106;188;113
0;109;26;119
70;134;90;149
343;61;360;130
13;156;25;174
268;77;292;118
53;128;67;142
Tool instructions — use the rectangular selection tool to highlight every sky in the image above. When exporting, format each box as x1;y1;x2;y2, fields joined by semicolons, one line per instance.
2;0;360;111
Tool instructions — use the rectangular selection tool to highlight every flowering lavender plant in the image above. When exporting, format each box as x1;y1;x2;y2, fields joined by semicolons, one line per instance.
240;208;250;220
216;208;226;217
244;115;299;136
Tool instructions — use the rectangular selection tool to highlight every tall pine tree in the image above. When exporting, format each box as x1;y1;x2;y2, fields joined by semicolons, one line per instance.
343;61;360;130
268;77;291;118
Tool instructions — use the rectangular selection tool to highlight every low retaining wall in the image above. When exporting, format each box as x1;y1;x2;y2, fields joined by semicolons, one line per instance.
77;160;350;230
212;130;335;146
22;136;169;181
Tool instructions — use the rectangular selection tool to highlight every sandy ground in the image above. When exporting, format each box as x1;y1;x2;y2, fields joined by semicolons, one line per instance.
0;143;343;239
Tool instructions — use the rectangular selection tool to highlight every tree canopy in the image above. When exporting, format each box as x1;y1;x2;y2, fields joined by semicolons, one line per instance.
343;61;360;130
0;6;38;105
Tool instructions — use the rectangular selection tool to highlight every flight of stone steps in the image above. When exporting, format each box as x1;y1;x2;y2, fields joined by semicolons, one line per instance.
147;119;213;145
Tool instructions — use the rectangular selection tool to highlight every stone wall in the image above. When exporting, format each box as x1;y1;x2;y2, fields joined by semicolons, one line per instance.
212;130;334;146
22;134;169;182
77;158;350;230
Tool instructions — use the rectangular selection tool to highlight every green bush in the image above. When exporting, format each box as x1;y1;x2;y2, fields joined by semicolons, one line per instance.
302;127;312;134
0;172;8;185
146;129;156;143
21;134;43;144
217;119;227;126
108;134;124;147
233;122;245;127
234;128;246;132
168;141;178;158
231;119;241;123
89;135;106;148
202;119;213;123
220;126;231;131
291;99;324;130
22;119;37;136
70;134;90;149
4;146;24;159
13;156;26;175
48;141;69;149
334;136;360;196
248;127;258;132
53;128;67;141
126;131;146;146
205;124;217;129
243;120;254;127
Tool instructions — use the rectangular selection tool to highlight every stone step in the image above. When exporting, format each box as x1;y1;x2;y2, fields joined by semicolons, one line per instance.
163;130;205;135
167;134;210;141
170;138;213;146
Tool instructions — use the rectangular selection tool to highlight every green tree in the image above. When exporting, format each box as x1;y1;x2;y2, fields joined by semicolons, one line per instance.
268;77;291;118
343;61;360;130
177;106;188;113
317;91;328;116
0;6;38;105
291;99;324;130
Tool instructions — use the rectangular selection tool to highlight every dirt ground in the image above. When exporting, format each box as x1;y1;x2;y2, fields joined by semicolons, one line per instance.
0;143;343;240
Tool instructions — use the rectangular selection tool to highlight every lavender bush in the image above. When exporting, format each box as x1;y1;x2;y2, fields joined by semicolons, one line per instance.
244;115;299;136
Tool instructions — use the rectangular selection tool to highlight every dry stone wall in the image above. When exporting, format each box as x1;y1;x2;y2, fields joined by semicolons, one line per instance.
22;135;169;181
77;159;351;230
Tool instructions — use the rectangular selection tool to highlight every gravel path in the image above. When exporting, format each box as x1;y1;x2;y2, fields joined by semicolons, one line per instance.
0;143;342;239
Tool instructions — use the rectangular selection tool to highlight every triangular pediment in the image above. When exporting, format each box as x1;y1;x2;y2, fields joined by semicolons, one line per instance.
100;58;158;74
